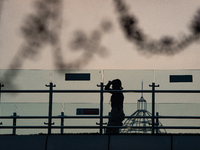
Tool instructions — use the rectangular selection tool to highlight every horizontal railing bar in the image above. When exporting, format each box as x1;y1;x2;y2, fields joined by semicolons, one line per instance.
106;126;200;129
0;126;153;129
53;90;151;93
1;116;200;119
0;116;102;119
0;126;100;129
125;116;200;119
156;126;200;129
156;116;200;119
0;90;100;93
0;116;49;119
1;90;200;93
0;126;49;128
154;90;200;93
1;126;200;129
0;90;151;93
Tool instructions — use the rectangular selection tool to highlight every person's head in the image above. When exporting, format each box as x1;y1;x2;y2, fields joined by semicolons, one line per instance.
111;79;123;90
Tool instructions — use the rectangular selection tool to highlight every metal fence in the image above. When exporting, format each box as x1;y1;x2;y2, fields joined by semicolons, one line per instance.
1;82;200;135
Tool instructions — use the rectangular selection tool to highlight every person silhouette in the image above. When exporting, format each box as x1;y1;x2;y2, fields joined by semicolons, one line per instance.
105;79;125;134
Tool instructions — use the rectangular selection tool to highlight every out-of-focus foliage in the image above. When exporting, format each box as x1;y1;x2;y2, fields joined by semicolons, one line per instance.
0;0;113;88
114;0;200;55
11;0;112;70
190;9;200;35
1;0;200;88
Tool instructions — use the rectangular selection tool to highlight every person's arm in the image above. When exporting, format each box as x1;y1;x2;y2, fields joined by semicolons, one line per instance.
105;81;112;90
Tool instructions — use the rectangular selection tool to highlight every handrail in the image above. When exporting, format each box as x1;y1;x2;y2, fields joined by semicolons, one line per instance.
1;82;200;135
1;114;200;133
1;90;200;93
2;115;200;119
1;125;200;129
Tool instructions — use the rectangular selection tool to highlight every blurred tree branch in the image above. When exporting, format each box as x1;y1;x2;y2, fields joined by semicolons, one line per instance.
114;0;200;55
0;0;113;88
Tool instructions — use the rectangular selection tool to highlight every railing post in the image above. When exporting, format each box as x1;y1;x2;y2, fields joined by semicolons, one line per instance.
0;83;4;125
100;82;104;134
156;112;159;134
0;83;4;102
12;112;17;135
60;112;64;134
149;82;159;135
45;82;56;135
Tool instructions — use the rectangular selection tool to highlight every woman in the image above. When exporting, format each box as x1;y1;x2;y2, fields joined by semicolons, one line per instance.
105;79;125;134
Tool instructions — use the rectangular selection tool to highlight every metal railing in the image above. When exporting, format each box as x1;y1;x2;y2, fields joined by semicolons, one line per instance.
1;82;200;135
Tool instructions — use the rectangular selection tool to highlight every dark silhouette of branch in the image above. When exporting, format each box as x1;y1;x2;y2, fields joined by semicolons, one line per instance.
8;0;113;70
0;0;113;88
113;0;200;55
190;9;200;34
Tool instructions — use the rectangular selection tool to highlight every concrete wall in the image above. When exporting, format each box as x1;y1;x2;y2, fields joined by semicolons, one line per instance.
0;134;200;150
0;135;47;150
